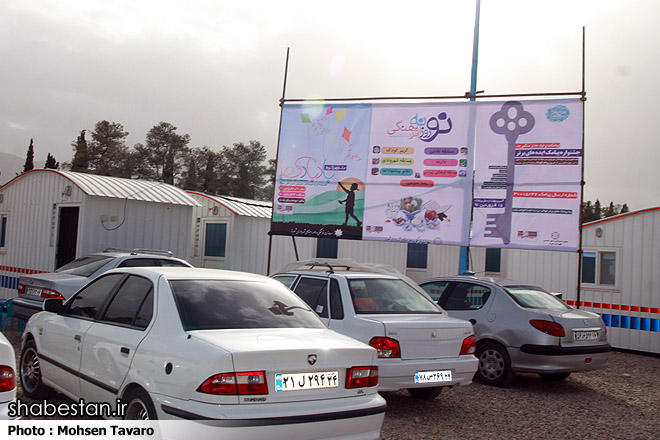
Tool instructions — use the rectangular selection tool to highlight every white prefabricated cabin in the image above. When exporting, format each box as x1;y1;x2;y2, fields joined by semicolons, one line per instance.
0;170;200;299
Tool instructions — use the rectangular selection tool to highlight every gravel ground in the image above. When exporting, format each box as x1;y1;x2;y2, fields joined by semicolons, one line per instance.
4;326;660;439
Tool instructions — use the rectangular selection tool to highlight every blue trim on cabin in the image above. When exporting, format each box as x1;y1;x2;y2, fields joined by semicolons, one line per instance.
1;275;19;290
600;314;660;332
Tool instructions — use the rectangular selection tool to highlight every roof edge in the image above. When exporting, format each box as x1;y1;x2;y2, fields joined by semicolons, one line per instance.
582;206;660;227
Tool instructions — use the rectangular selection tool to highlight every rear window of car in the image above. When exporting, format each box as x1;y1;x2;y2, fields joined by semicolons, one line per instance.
55;255;114;277
348;278;441;314
505;286;570;310
169;280;327;330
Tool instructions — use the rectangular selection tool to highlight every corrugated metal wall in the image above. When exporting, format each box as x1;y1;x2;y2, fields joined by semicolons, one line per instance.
79;197;192;258
0;172;86;298
0;172;193;299
578;210;660;354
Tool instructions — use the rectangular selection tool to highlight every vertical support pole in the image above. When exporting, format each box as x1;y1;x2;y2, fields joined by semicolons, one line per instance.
459;0;481;275
292;236;300;261
576;28;587;309
267;232;273;275
268;48;291;274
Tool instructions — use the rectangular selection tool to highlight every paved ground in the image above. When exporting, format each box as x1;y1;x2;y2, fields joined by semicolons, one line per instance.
4;326;660;439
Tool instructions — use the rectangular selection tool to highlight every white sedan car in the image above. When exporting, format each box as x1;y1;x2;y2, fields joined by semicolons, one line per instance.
21;267;385;439
272;259;478;400
0;331;17;419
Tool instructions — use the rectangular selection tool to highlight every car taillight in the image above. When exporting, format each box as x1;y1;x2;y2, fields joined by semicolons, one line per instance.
369;337;401;358
530;319;565;337
41;288;65;300
197;371;268;395
0;366;16;392
17;284;25;294
460;335;476;355
346;366;378;388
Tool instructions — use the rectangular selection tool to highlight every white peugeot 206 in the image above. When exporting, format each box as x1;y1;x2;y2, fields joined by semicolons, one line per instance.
20;267;385;439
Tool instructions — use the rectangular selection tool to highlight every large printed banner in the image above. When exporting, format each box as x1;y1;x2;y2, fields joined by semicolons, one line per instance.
272;99;582;251
471;99;583;251
272;103;473;245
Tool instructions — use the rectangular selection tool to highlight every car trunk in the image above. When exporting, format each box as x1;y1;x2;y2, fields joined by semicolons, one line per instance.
191;328;377;404
543;309;607;347
18;273;86;302
362;315;472;360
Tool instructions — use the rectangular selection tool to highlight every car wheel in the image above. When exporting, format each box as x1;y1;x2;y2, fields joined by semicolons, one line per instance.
539;372;571;381
407;387;442;400
20;340;49;399
123;388;157;420
476;342;514;387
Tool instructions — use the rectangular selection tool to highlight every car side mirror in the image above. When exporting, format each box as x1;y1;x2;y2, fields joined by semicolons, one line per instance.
43;298;63;314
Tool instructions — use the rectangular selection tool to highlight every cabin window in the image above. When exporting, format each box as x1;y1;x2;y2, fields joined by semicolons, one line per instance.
407;243;428;269
0;214;7;249
204;223;227;258
581;250;617;287
316;238;338;259
485;248;501;273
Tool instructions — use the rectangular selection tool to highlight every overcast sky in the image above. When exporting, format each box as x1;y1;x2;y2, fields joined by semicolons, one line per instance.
1;0;657;210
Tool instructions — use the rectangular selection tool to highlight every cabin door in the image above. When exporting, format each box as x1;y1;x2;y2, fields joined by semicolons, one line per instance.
56;206;80;269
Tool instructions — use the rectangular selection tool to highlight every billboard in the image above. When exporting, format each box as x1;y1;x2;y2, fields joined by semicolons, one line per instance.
471;99;583;251
272;99;582;251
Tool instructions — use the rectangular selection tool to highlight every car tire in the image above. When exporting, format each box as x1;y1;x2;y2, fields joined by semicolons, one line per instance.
123;388;158;420
20;340;50;399
539;372;571;381
476;342;514;387
407;387;442;400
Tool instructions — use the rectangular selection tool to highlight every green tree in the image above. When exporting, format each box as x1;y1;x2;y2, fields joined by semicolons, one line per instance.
582;199;630;223
255;158;276;201
44;153;59;169
71;130;89;172
134;122;190;185
221;140;268;199
593;199;602;220
23;138;34;172
87;121;131;177
179;147;205;191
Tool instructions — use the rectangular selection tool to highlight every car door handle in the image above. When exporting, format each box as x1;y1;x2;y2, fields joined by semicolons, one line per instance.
74;335;82;341
469;319;477;325
120;347;130;355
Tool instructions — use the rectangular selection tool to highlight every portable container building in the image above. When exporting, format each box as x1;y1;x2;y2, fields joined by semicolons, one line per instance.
0;170;200;299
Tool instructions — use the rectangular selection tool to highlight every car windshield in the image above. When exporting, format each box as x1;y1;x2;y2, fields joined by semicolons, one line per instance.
55;255;114;277
347;278;441;314
505;286;570;310
170;279;327;330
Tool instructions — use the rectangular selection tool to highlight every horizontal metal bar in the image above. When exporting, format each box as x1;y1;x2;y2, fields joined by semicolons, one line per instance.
281;91;585;104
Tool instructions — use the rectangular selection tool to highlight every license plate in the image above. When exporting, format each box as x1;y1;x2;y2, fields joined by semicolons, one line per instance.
275;371;339;391
573;331;598;341
26;287;42;297
414;370;452;384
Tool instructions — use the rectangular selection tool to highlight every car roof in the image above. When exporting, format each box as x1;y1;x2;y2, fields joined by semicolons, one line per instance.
105;266;273;282
87;252;180;259
281;270;399;280
421;275;538;288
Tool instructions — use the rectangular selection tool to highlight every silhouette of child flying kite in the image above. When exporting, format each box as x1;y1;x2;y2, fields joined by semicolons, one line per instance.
338;181;362;227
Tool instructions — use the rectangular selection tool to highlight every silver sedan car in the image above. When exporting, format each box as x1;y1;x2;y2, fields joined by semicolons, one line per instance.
419;276;611;386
